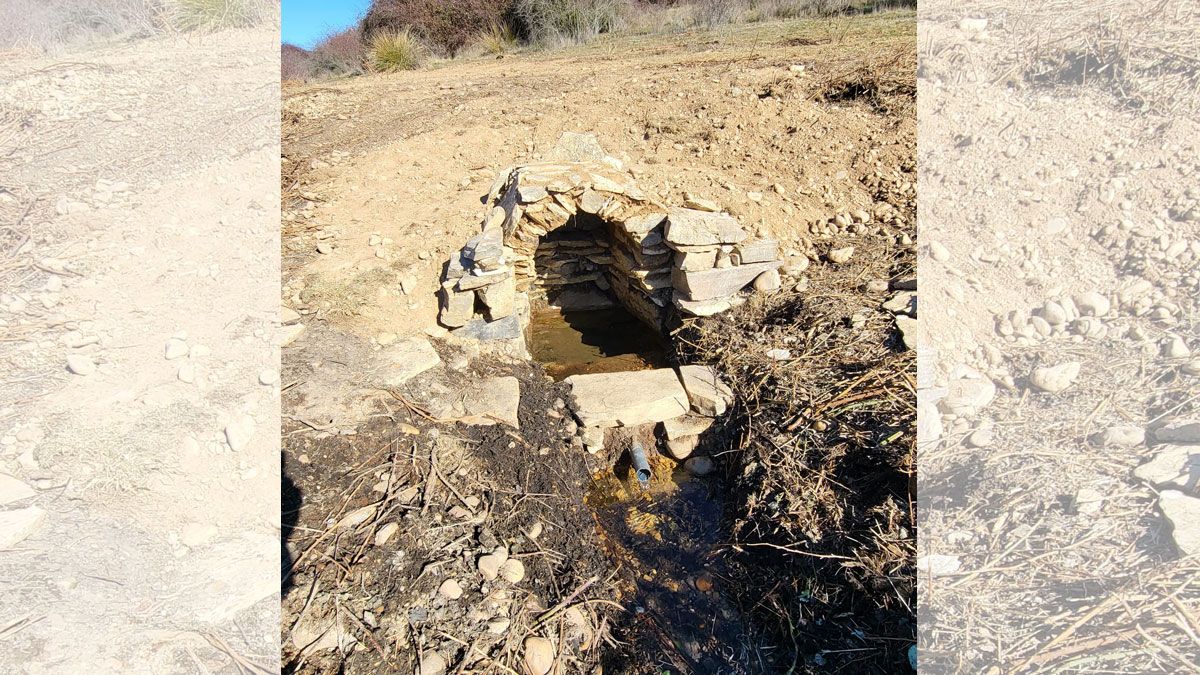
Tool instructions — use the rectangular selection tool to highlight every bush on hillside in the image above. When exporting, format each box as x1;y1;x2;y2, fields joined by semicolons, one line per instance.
310;26;366;77
513;0;627;44
369;28;426;71
690;0;739;28
361;0;515;57
281;43;311;80
476;21;518;54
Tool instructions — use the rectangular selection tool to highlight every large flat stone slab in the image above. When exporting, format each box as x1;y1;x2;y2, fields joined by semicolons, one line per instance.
0;505;46;548
664;208;747;246
565;369;688;428
452;314;524;342
672;261;781;301
0;474;35;506
677;365;733;416
382;337;441;386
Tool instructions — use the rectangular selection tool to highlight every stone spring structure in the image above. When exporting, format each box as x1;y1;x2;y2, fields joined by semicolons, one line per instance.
436;135;758;456
437;142;784;341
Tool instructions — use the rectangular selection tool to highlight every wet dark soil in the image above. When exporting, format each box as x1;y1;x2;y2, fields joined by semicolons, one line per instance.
587;446;757;673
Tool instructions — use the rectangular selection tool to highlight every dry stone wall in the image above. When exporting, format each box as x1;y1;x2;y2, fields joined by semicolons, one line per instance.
438;142;783;338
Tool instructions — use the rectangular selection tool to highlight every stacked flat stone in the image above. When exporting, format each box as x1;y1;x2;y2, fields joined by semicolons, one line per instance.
666;207;783;317
437;159;785;335
439;224;526;342
564;364;734;457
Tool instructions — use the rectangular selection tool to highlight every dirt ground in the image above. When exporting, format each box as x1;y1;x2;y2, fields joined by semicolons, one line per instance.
0;29;280;673
281;11;916;674
919;1;1200;671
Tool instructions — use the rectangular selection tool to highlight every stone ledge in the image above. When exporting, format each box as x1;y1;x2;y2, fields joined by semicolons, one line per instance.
565;368;689;428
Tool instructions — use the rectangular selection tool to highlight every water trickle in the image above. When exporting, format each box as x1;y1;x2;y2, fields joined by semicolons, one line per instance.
587;450;750;670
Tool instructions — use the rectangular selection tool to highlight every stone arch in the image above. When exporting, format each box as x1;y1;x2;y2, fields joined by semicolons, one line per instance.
438;136;783;347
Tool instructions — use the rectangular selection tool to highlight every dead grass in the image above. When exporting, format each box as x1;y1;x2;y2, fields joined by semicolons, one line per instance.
476;22;519;55
813;43;916;114
0;0;277;51
920;332;1200;671
282;369;624;673
677;232;916;670
368;28;427;72
168;0;273;32
975;0;1200;113
299;268;398;317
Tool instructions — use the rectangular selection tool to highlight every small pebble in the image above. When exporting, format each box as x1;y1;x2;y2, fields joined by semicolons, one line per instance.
438;578;463;600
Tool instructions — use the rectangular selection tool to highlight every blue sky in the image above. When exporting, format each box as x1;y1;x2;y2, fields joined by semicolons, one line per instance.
282;0;372;49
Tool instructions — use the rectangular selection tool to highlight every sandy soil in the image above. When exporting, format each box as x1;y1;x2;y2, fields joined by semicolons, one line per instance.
0;28;280;673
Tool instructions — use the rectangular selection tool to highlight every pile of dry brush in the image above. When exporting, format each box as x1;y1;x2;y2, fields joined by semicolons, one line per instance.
978;0;1200;113
677;233;916;671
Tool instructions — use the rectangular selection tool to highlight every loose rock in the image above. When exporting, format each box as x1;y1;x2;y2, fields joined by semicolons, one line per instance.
1133;445;1196;489
523;637;555;675
1029;362;1081;393
499;558;526;583
684;456;714;475
666;434;700;460
827;246;855;264
382;337;442;387
478;547;508;581
916;554;960;576
1096;426;1145;447
941;372;995;416
1073;291;1110;317
1154;419;1200;444
164;338;188;360
677;365;734;417
1158;491;1200;555
374;522;399;546
928;241;950;262
438;578;463;599
752;269;781;293
419;650;448;675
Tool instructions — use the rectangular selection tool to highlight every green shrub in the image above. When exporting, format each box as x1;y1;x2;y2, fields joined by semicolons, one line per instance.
369;28;426;71
513;0;627;45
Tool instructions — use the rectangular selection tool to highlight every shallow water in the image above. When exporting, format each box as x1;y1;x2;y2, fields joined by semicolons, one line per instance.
587;452;751;671
528;305;668;381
